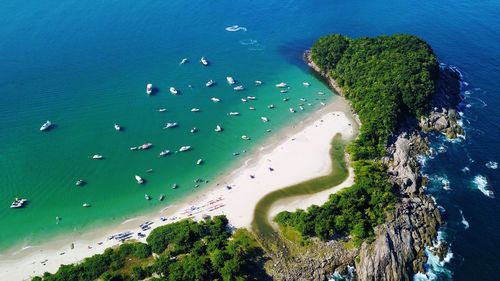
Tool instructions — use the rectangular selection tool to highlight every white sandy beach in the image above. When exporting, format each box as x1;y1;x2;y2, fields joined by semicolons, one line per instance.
0;103;356;280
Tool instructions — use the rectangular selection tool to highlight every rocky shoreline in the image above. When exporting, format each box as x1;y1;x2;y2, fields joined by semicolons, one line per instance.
266;52;463;281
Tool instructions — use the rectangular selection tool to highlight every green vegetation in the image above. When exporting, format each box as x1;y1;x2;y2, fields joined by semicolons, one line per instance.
274;34;438;244
35;216;267;281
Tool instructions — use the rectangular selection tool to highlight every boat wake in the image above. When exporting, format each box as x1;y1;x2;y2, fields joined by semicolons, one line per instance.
225;25;247;32
472;175;494;198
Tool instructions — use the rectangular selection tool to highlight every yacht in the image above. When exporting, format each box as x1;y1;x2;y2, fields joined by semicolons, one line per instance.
135;175;144;184
10;198;28;208
247;96;256;100
228;112;239;116
206;80;215;87
172;183;178;189
289;108;296;113
139;143;153;150
170;87;178;95
191;108;200;112
241;135;251;140
76;179;85;186
267;104;275;109
303;82;310;86
261;117;269;122
114;123;121;131
200;57;208;66
190;127;198;133
159;150;170;157
275;82;288;88
255;80;263;86
145;194;151;200
214;125;223;132
146;84;153;95
40;120;52;131
82;203;90;208
233;85;244;91
159;194;165;201
211;97;221;102
196;159;203;165
92;155;103;159
179;145;191;152
180;58;188;65
158;108;167;112
226;76;235;85
164;122;178;129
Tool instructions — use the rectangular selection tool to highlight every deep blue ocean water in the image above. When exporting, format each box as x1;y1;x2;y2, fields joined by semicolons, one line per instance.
0;0;498;280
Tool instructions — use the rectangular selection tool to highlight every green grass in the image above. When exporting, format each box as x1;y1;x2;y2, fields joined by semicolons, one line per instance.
251;134;348;243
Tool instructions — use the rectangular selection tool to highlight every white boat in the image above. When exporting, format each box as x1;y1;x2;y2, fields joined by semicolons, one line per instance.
241;135;250;140
280;89;288;93
76;179;85;186
283;97;289;102
135;175;144;184
299;105;304;111
172;183;178;189
114;123;121;131
303;82;310;86
255;80;263;86
40;120;52;131
158;108;167;112
10;198;28;208
233;85;244;91
179;146;191;152
275;82;288;88
228;112;239;116
145;194;151;200
211;97;221;102
196;159;203;165
170;87;178;95
138;143;153;150
241;98;247;102
146;84;153;95
261;117;269;122
159;194;165;201
300;98;306;102
83;203;90;208
226;76;235;85
159;150;170;157
200;57;208;66
92;155;103;159
180;58;188;65
225;25;247;32
206;80;215;87
321;102;326;106
247;96;256;100
164;122;178;129
267;104;275;109
190;127;198;133
289;108;296;113
214;125;223;132
249;106;255;110
318;91;325;95
191;108;200;112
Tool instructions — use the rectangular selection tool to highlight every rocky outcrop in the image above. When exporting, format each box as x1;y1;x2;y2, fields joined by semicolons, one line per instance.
304;51;345;96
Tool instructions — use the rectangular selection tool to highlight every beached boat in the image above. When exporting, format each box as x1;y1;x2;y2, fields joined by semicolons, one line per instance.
82;203;90;208
289;108;296;113
261;117;269;122
228;112;239;116
159;194;165;201
135;175;144;184
92;154;103;159
180;58;188;64
206;79;215;87
191;108;200;112
138;143;152;150
247;96;256;100
303;82;310;86
233;85;244;91
214;125;223;132
241;135;250;140
114;123;121;131
10;198;27;208
267;104;275;109
40;120;52;131
200;57;208;66
158;108;167;112
145;194;151;200
275;82;287;88
164;122;178;129
159;150;170;157
196;159;203;165
255;80;263;86
179;146;191;152
146;84;153;95
172;183;178;189
226;76;235;85
170;87;178;95
76;179;85;186
211;97;221;102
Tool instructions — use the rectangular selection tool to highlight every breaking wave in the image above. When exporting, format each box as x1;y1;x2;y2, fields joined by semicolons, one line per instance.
459;209;469;229
485;161;498;169
413;231;453;281
472;175;494;198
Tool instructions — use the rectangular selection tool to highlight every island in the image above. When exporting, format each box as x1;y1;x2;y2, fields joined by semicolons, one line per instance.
31;34;463;281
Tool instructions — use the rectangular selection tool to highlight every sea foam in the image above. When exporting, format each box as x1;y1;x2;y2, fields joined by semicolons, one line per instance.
459;209;469;229
413;231;453;281
485;161;498;169
472;175;494;198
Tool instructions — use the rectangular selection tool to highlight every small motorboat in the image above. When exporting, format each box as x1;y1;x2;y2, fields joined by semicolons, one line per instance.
241;135;250;140
249;106;255;110
172;183;178;189
82;203;90;208
233;85;244;91
241;98;247;102
164;122;178;129
300;98;306;102
275;82;288;88
190;127;198;133
138;143;152;150
10;198;28;208
40;120;52;131
75;179;85;186
191;108;200;112
200;57;208;66
158;108;167;112
247;96;256;100
211;97;221;102
303;82;310;86
289;108;296;113
255;80;263;86
205;79;215;87
179;146;191;152
170;87;178;95
159;150;170;157
226;76;235;85
114;123;121;131
145;194;151;200
283;97;289;102
146;84;153;95
299;105;304;111
280;89;288;93
196;159;203;165
214;125;223;132
135;175;144;184
267;104;275;109
318;91;325;95
159;194;165;201
180;58;188;65
228;112;239;116
92;155;103;160
261;117;269;122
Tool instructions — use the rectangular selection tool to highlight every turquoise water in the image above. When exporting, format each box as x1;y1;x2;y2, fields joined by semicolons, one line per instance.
1;1;499;280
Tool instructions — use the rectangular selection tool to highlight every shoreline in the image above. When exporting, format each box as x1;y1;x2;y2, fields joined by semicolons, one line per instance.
0;93;356;280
